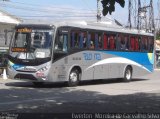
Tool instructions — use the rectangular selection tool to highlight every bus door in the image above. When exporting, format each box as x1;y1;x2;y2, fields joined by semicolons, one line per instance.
51;28;69;80
53;28;69;62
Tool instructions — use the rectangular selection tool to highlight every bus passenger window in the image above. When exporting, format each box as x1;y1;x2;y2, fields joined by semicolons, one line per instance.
88;32;102;49
121;35;129;50
109;35;115;50
148;37;154;52
117;34;129;51
130;37;135;51
124;35;129;50
63;35;68;52
55;34;63;50
141;37;148;52
87;34;91;48
89;33;95;49
103;34;108;49
95;33;98;49
74;33;79;48
71;31;86;49
135;37;140;51
90;41;94;49
71;32;75;48
117;34;121;50
54;34;68;52
83;33;87;48
79;32;87;49
79;32;83;48
120;39;126;50
98;34;102;49
70;31;79;48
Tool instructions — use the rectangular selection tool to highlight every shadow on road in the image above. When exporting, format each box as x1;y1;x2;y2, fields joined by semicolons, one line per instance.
5;78;149;88
0;77;159;114
0;72;159;118
0;88;160;113
0;76;158;119
79;78;149;86
5;81;67;88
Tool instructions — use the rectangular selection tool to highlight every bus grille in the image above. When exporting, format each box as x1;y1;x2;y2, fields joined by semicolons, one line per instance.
14;74;37;80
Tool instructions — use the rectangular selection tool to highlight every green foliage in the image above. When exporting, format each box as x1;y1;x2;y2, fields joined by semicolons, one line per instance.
101;0;125;16
156;34;160;40
156;31;160;40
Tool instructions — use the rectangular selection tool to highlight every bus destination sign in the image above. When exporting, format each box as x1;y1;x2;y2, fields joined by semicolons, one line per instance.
11;48;27;52
17;28;32;32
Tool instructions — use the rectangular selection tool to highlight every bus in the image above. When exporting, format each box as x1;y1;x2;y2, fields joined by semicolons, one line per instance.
7;21;154;86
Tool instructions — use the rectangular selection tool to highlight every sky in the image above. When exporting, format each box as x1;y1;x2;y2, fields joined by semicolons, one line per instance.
0;0;159;26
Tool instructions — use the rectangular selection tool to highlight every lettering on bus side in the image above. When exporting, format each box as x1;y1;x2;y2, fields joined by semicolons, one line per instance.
83;53;101;61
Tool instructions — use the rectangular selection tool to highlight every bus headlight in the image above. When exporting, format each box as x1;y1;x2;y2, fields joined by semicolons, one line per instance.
37;66;50;72
36;66;50;78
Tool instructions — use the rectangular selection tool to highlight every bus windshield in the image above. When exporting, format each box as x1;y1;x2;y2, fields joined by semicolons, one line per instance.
10;29;54;59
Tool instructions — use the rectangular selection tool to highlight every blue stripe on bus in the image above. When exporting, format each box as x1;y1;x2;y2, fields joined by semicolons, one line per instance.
99;51;154;72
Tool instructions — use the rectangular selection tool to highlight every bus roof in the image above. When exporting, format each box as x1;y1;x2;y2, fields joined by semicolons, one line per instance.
15;24;53;30
19;20;154;36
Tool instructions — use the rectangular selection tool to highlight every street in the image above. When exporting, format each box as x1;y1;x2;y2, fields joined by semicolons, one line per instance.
0;70;160;118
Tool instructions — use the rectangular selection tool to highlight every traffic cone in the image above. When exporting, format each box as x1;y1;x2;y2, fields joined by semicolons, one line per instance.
3;68;7;80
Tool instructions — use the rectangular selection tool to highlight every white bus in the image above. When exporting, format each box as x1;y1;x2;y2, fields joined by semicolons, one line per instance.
8;21;154;86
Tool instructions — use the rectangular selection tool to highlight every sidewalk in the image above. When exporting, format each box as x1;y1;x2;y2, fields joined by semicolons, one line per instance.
0;76;11;82
155;68;160;71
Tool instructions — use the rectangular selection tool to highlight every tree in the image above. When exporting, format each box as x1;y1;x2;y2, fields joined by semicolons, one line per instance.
156;31;160;40
101;0;125;16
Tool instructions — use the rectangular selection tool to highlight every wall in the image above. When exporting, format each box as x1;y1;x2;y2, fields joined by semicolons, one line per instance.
0;23;15;48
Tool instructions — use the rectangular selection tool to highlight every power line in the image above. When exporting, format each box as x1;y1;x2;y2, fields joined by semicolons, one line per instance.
0;4;96;15
0;0;98;21
0;3;97;17
80;0;96;15
10;14;95;17
0;0;9;1
0;4;49;13
1;1;96;12
8;1;45;7
0;13;96;19
22;16;96;22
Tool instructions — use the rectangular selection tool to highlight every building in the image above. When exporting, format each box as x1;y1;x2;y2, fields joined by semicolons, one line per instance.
0;9;21;49
0;10;21;70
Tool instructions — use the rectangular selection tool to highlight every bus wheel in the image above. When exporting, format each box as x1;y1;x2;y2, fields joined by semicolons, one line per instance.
123;66;132;82
33;82;44;87
68;69;79;87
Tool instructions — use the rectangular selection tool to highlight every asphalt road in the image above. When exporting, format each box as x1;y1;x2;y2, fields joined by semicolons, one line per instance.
0;70;160;118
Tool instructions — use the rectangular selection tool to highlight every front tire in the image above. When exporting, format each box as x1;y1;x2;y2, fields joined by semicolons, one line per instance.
123;66;132;82
68;69;80;87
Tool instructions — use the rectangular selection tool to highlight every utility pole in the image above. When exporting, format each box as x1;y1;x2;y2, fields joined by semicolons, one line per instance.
148;0;155;33
97;0;101;22
137;0;142;30
157;0;160;32
137;0;154;32
155;0;160;42
127;0;132;29
133;0;137;28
